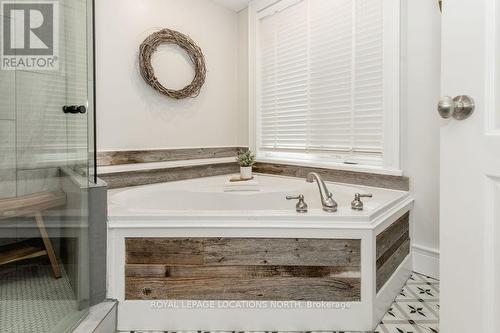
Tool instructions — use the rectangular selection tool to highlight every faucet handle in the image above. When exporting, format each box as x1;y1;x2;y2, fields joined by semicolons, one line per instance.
286;194;308;213
351;193;373;211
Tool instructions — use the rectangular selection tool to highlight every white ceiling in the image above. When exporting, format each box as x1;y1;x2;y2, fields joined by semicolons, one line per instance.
211;0;250;12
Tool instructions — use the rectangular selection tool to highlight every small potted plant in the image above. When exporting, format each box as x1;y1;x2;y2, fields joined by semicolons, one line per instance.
236;150;256;180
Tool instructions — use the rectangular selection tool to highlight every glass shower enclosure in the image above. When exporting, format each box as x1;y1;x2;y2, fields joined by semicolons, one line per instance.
0;0;95;331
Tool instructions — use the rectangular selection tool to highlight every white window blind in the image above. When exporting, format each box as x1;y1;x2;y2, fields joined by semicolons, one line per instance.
257;0;387;166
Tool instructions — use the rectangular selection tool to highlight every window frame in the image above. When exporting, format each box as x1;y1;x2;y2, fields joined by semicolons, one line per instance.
248;0;401;176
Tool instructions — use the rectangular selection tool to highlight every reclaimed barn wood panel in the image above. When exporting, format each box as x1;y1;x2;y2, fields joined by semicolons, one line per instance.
376;212;410;260
253;162;410;191
126;238;360;267
376;231;410;270
375;213;411;292
97;147;245;166
125;264;360;279
203;238;360;267
100;163;239;189
376;238;410;292
125;237;361;301
126;238;204;265
125;276;361;301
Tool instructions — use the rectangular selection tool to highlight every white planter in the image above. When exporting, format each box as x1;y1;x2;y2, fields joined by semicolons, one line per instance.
240;166;253;179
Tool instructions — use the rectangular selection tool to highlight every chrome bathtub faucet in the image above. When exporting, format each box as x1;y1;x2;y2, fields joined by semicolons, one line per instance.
305;172;338;212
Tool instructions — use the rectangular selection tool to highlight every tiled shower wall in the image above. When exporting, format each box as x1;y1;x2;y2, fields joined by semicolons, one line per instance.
0;70;16;199
0;69;66;201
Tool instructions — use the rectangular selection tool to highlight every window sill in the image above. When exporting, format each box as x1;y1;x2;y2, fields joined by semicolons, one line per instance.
255;157;404;177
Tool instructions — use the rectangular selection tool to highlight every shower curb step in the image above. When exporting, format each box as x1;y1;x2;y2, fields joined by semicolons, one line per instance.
73;300;117;333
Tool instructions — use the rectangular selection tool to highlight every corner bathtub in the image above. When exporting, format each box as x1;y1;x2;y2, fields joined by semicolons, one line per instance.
108;174;410;223
107;173;414;332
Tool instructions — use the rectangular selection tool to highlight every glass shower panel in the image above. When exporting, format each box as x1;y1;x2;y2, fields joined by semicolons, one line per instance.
0;70;16;200
64;0;90;179
0;0;94;332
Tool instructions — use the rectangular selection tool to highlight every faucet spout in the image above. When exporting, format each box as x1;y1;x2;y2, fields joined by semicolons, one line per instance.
306;172;338;212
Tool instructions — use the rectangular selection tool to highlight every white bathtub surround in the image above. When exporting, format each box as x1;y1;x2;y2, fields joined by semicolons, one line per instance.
73;301;117;333
107;174;414;332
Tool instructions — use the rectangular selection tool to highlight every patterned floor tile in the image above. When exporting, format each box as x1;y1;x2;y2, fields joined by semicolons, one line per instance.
380;303;411;322
417;322;439;333
424;301;439;316
396;285;419;301
381;272;440;333
381;320;439;332
394;301;438;322
404;284;439;301
407;273;439;286
375;322;427;333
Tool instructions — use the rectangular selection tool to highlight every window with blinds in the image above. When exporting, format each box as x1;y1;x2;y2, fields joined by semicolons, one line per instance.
256;0;396;169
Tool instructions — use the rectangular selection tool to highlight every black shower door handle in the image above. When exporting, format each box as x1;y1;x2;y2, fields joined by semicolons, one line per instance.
63;105;87;114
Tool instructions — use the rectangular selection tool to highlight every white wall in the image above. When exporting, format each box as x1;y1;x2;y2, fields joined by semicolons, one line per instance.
96;0;247;151
402;0;441;278
237;8;250;147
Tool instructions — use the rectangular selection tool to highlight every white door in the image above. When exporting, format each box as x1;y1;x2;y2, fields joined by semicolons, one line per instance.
440;0;500;332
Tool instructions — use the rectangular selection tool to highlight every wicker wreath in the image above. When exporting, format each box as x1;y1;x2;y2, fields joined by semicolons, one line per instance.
139;29;206;99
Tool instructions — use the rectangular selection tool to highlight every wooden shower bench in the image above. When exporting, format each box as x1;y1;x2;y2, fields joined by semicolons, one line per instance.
0;191;67;278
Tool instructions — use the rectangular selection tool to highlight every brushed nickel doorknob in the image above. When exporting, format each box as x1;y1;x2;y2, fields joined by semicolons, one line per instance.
438;95;475;120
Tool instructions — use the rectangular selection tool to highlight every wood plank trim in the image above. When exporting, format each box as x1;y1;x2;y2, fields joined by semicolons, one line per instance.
125;264;361;279
376;230;409;270
376;212;410;260
97;147;246;166
375;212;411;292
126;238;204;265
125;238;361;267
254;162;409;191
125;276;361;301
376;238;410;292
99;163;239;189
